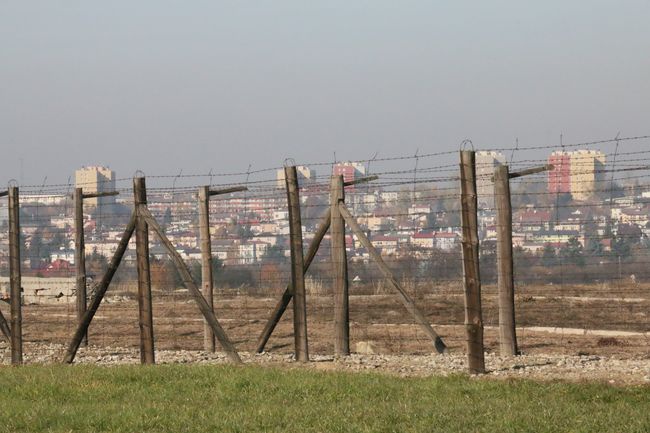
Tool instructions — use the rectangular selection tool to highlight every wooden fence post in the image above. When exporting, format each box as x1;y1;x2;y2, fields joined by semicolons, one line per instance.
330;175;350;356
285;166;309;362
459;150;485;374
134;177;155;364
0;190;11;343
8;186;22;365
494;164;518;356
73;188;88;347
140;207;241;363
198;186;215;352
254;176;377;354
63;212;137;364
255;210;330;353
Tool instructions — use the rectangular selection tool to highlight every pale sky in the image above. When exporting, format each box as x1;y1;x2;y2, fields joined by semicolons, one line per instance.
1;1;649;186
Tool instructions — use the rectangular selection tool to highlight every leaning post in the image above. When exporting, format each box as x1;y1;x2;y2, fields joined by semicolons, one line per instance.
198;186;215;352
494;164;517;356
492;163;552;357
73;188;88;346
459;150;485;374
285;166;309;362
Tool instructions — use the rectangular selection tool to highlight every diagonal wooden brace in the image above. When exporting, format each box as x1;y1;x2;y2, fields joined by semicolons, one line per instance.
255;209;331;353
63;211;137;364
338;202;447;354
139;207;242;364
0;309;10;343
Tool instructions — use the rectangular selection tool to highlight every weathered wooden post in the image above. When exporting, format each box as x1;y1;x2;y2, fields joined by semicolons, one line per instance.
459;150;485;374
255;210;331;353
494;165;517;356
134;177;155;364
73;189;119;348
140;207;242;363
285;166;309;362
73;188;88;346
198;185;247;353
493;163;552;357
254;175;378;354
330;175;350;356
63;212;137;363
198;186;215;352
8;186;22;365
0;190;10;343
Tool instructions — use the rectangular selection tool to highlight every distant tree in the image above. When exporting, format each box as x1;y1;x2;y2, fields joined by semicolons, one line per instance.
541;244;556;267
512;179;546;208
162;207;173;231
27;229;50;268
182;257;223;287
90;202;132;229
396;188;412;212
236;225;254;240
513;246;534;273
425;212;439;230
616;223;642;243
611;234;632;260
216;267;254;288
640;234;650;250
49;229;66;250
582;219;600;254
559;236;585;267
597;181;625;201
188;259;202;282
150;258;181;291
302;195;327;227
86;247;108;278
261;245;285;263
554;193;573;207
588;239;605;258
260;263;284;288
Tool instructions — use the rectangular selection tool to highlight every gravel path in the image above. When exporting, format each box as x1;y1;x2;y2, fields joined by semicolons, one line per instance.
2;341;649;386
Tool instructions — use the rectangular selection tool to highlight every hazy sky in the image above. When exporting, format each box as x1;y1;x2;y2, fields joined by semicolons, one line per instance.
1;1;649;186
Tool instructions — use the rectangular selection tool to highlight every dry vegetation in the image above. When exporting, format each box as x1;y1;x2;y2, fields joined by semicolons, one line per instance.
14;281;650;359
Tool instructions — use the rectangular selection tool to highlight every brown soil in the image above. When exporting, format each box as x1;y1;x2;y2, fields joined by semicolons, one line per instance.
14;282;650;360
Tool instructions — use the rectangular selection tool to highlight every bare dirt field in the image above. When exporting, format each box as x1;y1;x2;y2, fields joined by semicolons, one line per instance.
1;282;648;383
9;282;648;351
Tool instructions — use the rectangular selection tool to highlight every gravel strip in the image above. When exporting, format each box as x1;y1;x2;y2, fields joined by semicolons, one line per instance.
2;341;649;386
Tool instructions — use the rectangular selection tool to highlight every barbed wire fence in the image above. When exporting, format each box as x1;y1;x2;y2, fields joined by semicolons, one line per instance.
0;134;649;365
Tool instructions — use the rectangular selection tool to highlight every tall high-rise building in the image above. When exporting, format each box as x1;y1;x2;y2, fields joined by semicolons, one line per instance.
569;150;606;200
276;166;316;189
547;150;606;200
75;166;116;206
332;162;366;188
332;162;366;182
548;151;571;194
475;151;506;207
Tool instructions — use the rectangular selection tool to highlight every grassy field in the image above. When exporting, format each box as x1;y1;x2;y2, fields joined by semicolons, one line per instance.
0;364;648;433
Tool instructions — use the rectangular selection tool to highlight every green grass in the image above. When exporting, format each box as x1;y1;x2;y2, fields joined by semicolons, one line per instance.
0;364;648;433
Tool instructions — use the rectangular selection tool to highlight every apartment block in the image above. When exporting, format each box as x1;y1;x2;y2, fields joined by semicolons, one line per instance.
547;150;606;200
74;166;116;206
475;151;506;208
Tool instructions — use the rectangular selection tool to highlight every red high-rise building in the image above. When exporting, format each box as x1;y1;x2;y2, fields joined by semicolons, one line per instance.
332;162;366;189
548;152;571;194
